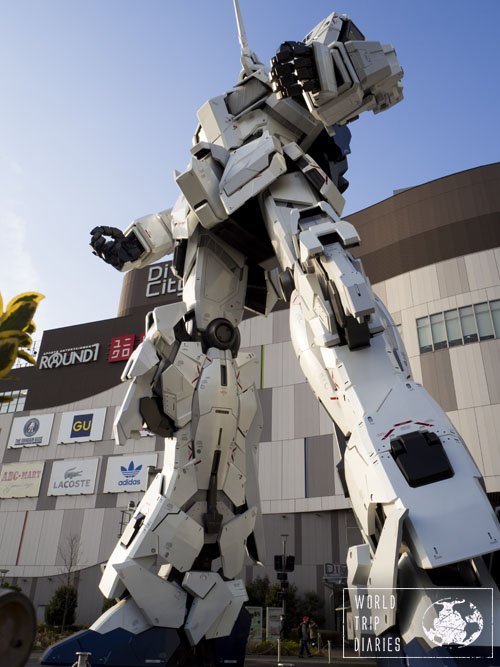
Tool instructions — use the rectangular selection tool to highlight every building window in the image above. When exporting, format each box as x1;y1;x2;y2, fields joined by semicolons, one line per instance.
417;299;500;353
0;389;28;414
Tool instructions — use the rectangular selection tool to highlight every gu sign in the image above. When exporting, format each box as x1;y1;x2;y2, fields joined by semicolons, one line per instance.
8;414;54;448
38;343;100;370
48;458;99;496
58;408;107;444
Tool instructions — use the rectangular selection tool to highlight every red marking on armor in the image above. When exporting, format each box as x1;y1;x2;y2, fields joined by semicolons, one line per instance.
330;397;339;400
236;371;242;390
382;428;395;441
415;421;433;427
394;420;412;427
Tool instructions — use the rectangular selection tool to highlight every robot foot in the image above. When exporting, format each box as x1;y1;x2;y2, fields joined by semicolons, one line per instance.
41;601;251;667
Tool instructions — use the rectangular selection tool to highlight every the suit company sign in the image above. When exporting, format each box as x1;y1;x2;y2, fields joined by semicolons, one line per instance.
38;343;100;369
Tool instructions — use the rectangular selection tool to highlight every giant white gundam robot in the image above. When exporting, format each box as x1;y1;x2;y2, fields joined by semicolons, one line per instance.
43;4;500;666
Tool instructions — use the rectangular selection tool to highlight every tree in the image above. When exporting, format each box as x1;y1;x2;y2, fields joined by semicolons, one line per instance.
52;534;81;631
45;585;78;629
246;576;272;607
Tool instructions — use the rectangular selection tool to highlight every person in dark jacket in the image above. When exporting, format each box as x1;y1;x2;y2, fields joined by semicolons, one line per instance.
298;616;312;657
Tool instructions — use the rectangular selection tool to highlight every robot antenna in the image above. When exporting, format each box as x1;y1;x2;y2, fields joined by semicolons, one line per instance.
233;0;262;77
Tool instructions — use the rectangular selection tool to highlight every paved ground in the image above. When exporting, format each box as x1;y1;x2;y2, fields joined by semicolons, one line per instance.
26;650;375;667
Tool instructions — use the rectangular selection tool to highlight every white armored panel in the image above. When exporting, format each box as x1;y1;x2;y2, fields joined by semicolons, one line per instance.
122;338;159;381
121;210;175;271
113;560;187;628
91;598;151;636
162;343;205;427
152;505;204;572
113;368;156;443
218;506;257;578
183;573;248;644
205;580;248;639
219;132;287;215
197;96;241;149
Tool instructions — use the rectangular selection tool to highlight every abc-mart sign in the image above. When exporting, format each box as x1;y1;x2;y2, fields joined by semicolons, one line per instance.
8;414;54;448
38;343;100;370
0;462;45;498
48;458;99;496
104;453;157;493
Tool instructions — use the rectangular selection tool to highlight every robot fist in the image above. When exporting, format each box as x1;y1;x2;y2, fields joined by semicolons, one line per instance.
90;226;144;270
270;41;320;99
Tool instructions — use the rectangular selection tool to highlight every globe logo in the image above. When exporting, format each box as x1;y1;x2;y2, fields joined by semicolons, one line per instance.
422;597;483;647
23;418;40;437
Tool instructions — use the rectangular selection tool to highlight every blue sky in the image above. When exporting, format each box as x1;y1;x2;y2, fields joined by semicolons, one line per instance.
1;0;499;337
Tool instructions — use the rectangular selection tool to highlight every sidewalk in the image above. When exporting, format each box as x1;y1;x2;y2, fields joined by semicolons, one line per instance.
27;650;375;667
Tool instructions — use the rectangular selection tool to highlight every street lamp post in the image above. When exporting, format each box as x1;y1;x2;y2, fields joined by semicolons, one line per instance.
280;534;288;639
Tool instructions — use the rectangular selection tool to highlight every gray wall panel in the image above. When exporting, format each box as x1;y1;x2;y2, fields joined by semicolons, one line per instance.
300;513;333;566
259;388;273;443
305;436;335;498
98;508;124;563
2;446;21;464
420;349;458;412
294;384;320;439
36;461;56;511
77;564;103;624
56;509;85;566
436;257;470;297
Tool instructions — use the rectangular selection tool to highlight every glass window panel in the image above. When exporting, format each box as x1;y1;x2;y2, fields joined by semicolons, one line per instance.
444;309;462;346
430;312;447;349
491;300;500;338
474;302;494;340
459;306;478;344
417;317;432;353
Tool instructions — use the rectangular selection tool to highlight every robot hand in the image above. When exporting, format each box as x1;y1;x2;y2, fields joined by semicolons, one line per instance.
270;41;319;100
90;226;144;270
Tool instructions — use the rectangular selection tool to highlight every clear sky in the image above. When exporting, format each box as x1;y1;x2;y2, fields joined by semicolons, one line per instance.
1;0;499;339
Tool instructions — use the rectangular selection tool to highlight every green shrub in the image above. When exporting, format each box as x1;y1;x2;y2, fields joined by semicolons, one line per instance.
44;585;78;629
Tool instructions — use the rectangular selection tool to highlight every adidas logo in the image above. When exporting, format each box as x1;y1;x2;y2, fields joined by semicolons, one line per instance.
119;461;143;486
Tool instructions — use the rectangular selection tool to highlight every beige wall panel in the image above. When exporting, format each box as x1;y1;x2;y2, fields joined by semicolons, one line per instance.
17;511;44;565
109;382;128;407
486;282;500;302
282;342;305;386
427;296;457;314
35;510;64;566
400;306;427;359
371;281;387;305
465;250;500;291
291;564;321;599
409;264;440;306
409;355;422;384
480;340;500;405
249;314;273;346
319;403;334;437
79;508;105;568
262;342;283;388
385;273;413;313
90;388;114;409
272;386;295;441
0;511;25;564
269;499;296;514
238;318;251;347
446;409;485;476
0;414;14;460
436;257;470;298
455;290;487;308
97;508;124;564
475;405;500;476
450;345;490;409
282;438;305;500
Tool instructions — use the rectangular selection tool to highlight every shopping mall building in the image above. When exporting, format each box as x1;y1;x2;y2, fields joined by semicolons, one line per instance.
0;163;499;627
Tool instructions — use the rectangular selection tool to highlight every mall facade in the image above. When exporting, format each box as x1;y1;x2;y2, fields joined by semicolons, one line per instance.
0;163;499;627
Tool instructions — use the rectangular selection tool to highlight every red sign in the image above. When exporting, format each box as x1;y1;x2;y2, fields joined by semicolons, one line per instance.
108;335;136;363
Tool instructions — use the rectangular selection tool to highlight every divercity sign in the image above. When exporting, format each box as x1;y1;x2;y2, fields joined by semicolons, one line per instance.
38;343;100;369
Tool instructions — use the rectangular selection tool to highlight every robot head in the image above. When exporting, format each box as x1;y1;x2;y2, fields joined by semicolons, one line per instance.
304;12;365;48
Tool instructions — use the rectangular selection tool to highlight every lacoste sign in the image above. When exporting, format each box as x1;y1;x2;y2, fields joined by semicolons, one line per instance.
48;459;99;496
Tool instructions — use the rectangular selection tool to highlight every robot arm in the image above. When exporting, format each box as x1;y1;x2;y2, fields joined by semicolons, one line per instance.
90;209;175;272
270;12;403;128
